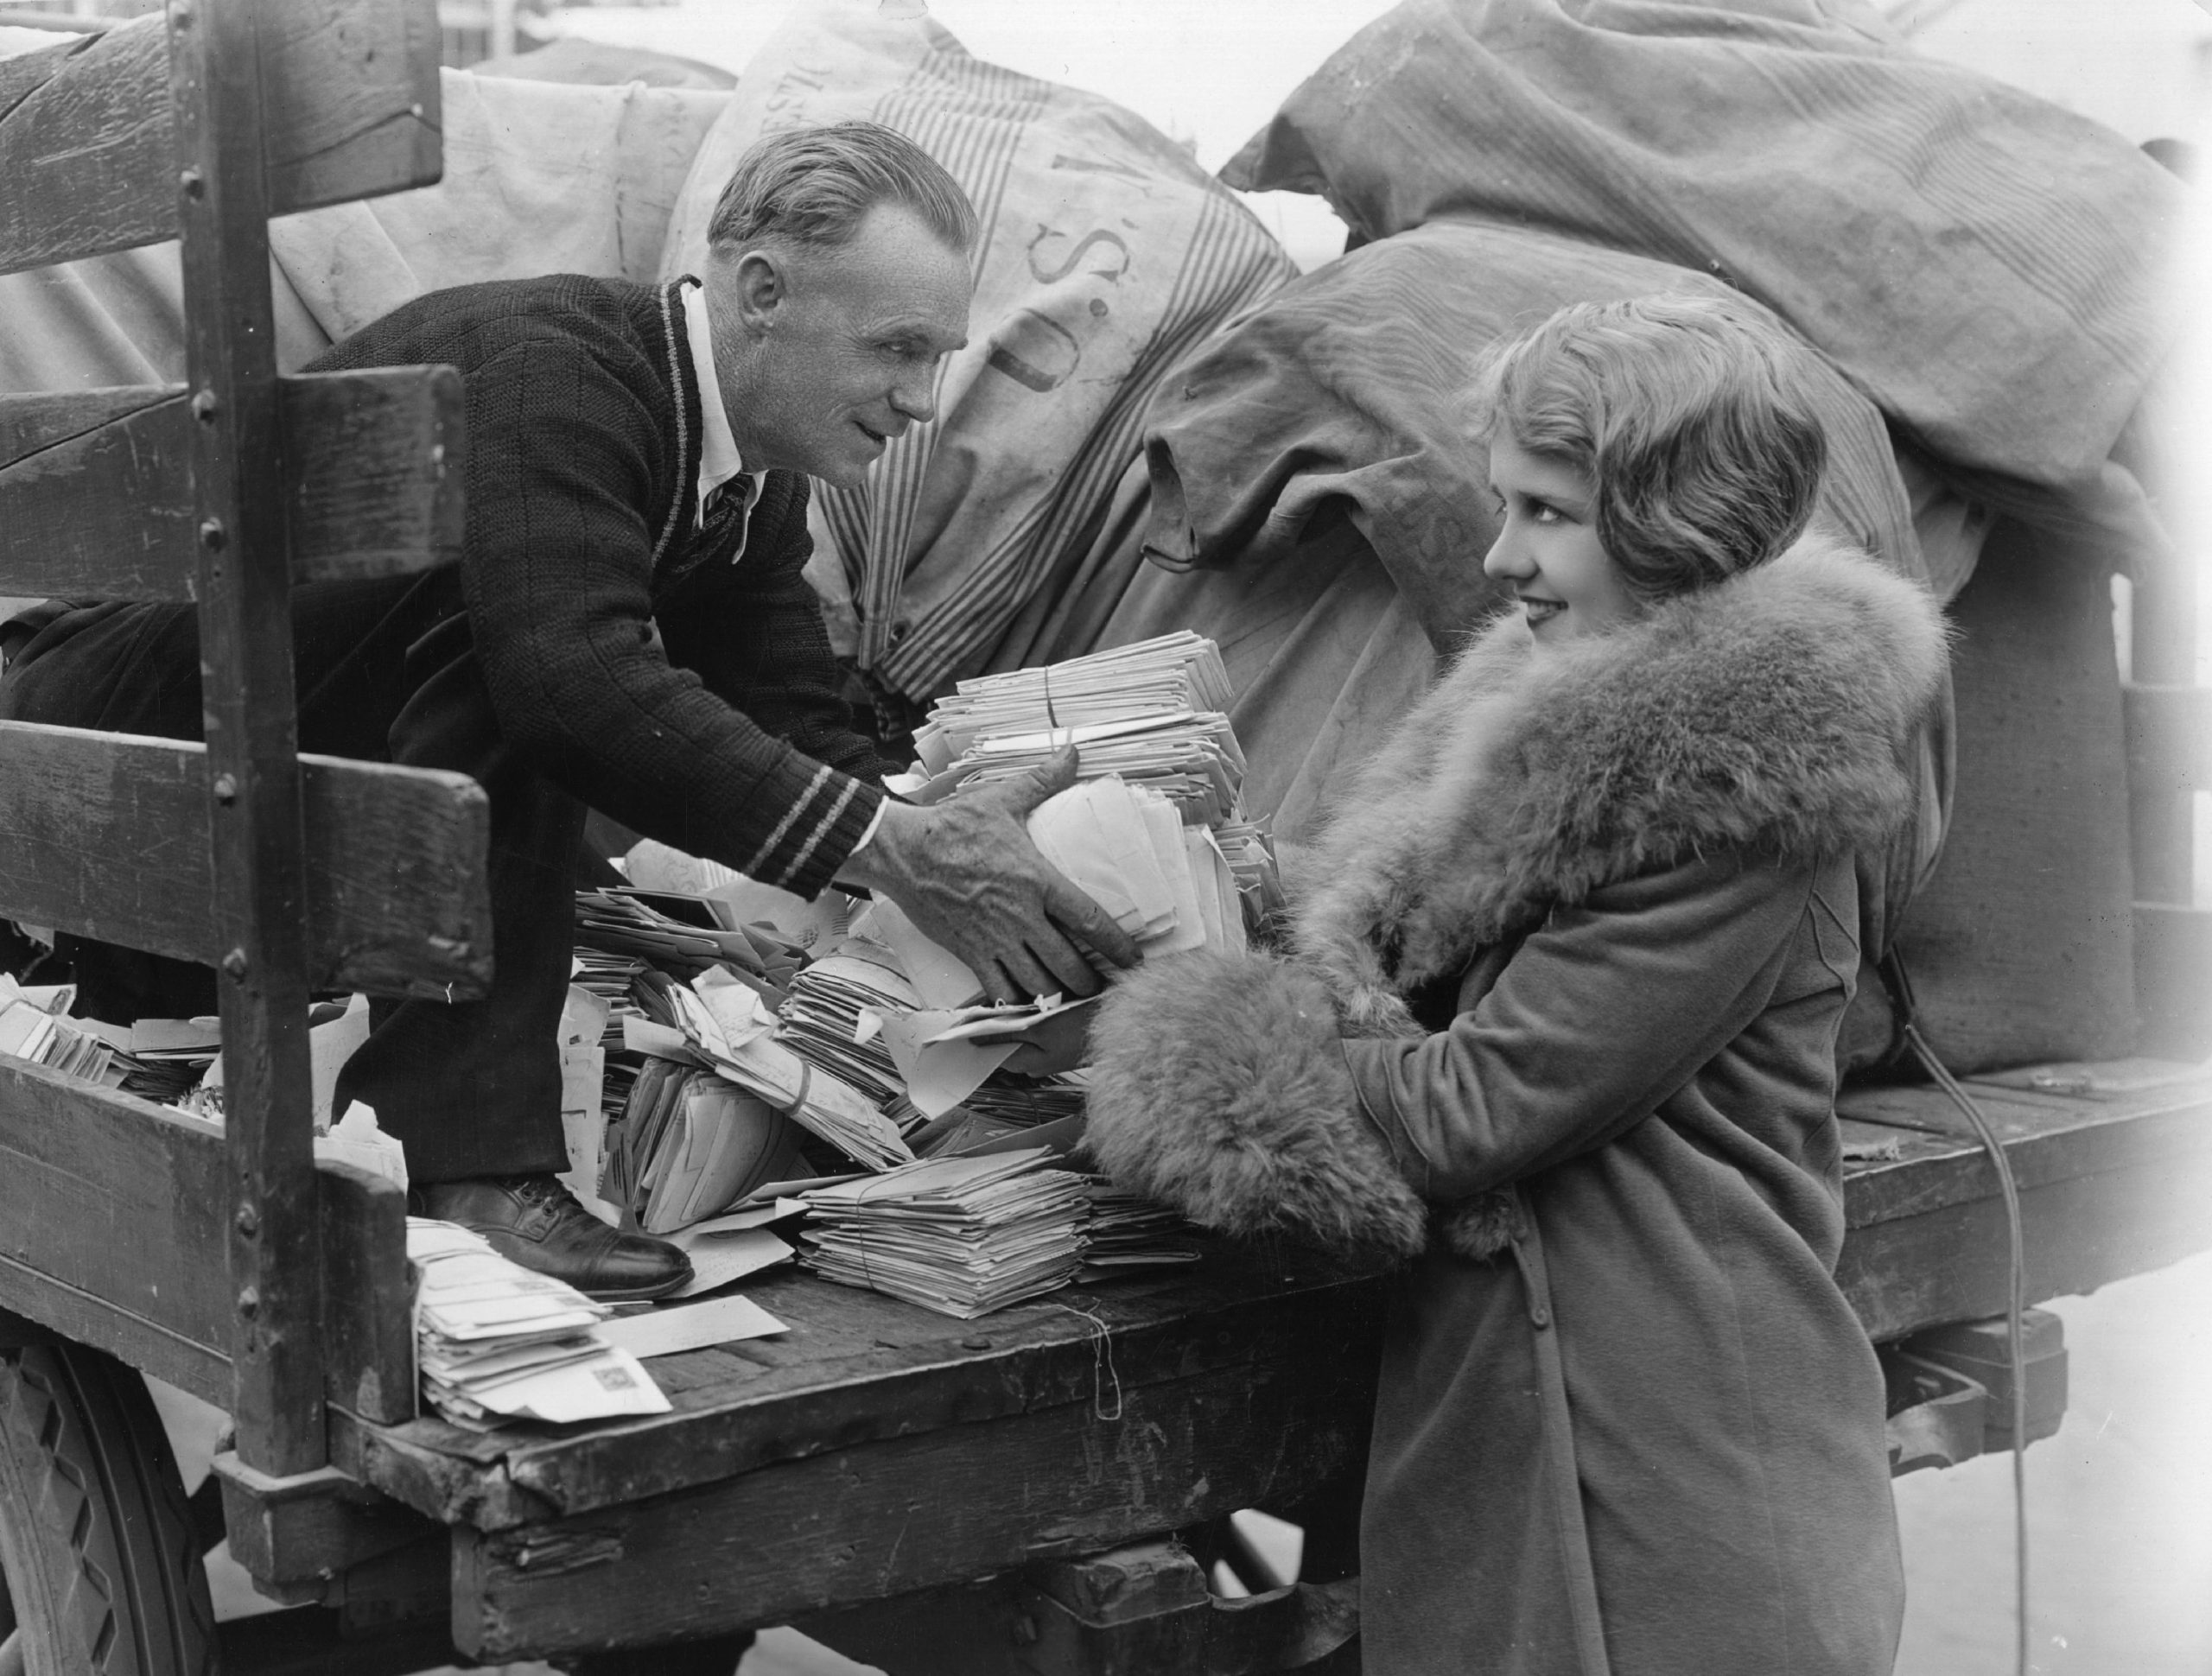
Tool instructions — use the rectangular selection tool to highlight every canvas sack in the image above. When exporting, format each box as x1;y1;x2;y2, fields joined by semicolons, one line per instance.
660;0;1295;706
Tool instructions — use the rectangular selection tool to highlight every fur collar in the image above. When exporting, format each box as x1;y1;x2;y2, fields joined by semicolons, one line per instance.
1294;532;1948;1035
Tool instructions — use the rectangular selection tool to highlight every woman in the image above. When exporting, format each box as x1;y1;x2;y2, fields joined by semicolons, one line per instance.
1084;295;1943;1674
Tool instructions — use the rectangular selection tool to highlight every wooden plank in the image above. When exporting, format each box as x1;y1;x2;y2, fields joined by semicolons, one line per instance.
213;1453;438;1586
0;1057;232;1400
327;1409;559;1533
449;1347;1380;1661
175;0;327;1479
1840;1152;2212;1340
0;721;492;1001
0;369;467;600
0;15;137;35
502;1247;1384;1520
302;1076;2207;1589
2134;904;2212;1058
0;1087;236;1400
0;3;441;279
0;1254;232;1409
319;1159;417;1426
1835;1076;2212;1227
0;1057;420;1417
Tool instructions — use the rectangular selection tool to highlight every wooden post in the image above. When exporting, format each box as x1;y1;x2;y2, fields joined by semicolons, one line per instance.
168;0;326;1475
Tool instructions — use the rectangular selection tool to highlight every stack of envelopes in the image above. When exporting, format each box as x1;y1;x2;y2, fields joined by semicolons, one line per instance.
1079;1178;1205;1281
775;942;919;1109
893;1077;1086;1146
1028;777;1248;960
0;978;122;1088
798;1148;1090;1318
573;948;648;1049
599;1060;809;1235
1211;821;1290;927
575;890;796;1004
109;1018;223;1103
929;712;1247;828
660;968;913;1172
912;632;1232;773
410;1219;669;1428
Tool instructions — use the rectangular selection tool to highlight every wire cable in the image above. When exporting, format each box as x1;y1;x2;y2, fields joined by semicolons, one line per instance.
1883;951;2030;1676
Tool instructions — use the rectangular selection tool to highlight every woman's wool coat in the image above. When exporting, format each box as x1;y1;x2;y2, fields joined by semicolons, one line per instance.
1086;535;1948;1676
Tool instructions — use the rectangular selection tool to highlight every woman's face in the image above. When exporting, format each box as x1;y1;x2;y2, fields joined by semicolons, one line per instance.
1481;438;1642;646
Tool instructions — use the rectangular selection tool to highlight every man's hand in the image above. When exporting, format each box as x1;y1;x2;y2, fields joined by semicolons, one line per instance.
836;746;1140;1002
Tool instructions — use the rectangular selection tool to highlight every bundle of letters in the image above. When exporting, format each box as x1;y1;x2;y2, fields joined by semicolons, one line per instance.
410;1218;669;1428
777;931;1084;1149
1079;1178;1204;1281
891;1078;1087;1151
600;1057;808;1235
0;985;120;1086
797;1149;1091;1319
573;948;648;1050
895;635;1282;939
621;964;912;1173
0;976;220;1101
576;888;800;1007
551;638;1248;1305
99;1018;224;1104
775;943;918;1109
911;632;1233;771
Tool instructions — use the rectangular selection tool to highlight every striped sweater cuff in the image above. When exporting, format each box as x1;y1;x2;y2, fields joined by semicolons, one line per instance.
741;763;884;898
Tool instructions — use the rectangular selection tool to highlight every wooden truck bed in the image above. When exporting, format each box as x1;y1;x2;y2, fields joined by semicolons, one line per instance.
204;1065;2212;1665
3;7;2207;1672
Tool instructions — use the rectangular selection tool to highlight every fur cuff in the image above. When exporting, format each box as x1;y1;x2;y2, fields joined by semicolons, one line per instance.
1435;1192;1517;1262
1085;949;1429;1263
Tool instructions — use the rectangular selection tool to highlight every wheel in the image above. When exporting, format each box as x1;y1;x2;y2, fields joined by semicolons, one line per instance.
0;1339;214;1675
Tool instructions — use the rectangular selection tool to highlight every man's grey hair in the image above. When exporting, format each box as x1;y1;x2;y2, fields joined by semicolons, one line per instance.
706;120;978;256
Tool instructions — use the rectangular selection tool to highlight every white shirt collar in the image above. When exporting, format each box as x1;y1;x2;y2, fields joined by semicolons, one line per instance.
679;279;757;524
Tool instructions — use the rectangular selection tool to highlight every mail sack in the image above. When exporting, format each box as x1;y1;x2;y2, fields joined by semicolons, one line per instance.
660;0;1295;704
1224;0;2182;501
1132;221;1952;946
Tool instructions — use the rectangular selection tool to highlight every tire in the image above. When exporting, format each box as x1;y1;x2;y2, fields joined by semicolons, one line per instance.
0;1340;214;1676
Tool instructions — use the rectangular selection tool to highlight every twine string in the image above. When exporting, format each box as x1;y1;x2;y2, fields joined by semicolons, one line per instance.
1058;1300;1123;1422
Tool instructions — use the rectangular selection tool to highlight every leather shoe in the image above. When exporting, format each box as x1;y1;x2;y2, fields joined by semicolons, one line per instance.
410;1175;692;1301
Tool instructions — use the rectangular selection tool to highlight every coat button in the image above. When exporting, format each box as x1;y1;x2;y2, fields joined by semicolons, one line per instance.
1529;1305;1552;1329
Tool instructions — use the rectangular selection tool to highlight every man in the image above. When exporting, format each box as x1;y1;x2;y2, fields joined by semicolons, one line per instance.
0;123;1135;1298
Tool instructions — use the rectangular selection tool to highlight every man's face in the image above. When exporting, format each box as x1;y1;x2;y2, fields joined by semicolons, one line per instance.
711;202;972;491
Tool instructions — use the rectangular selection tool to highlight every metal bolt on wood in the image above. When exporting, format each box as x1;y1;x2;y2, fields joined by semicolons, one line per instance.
238;1287;259;1318
193;389;219;422
213;773;238;803
222;948;249;980
200;517;226;550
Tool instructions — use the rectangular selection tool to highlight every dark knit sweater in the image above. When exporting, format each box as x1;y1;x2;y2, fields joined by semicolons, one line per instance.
308;274;888;897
